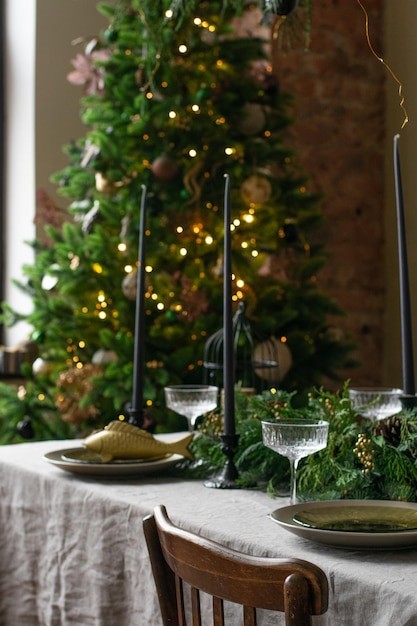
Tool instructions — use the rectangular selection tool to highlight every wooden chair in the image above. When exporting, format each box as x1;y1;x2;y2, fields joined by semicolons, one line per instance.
143;505;329;626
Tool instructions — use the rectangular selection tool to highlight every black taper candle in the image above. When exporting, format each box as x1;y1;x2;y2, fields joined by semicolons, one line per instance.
129;184;147;426
223;174;235;435
393;134;415;395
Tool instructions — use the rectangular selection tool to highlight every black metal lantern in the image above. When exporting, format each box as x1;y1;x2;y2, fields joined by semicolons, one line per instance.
203;302;280;392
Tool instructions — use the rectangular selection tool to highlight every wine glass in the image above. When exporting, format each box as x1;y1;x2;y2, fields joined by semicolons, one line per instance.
261;418;329;505
348;387;403;421
164;385;219;431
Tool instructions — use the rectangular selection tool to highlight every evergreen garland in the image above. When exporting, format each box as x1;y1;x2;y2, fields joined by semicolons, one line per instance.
186;385;417;502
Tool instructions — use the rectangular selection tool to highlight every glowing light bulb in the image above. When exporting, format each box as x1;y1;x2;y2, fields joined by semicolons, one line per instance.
191;104;200;112
145;265;153;273
194;17;202;25
180;248;188;256
92;263;103;274
205;235;213;245
236;279;245;288
178;44;188;54
189;149;197;157
118;242;127;252
157;303;164;310
124;264;134;273
165;9;173;18
177;226;184;233
169;110;177;119
224;147;234;156
251;250;259;257
243;214;254;223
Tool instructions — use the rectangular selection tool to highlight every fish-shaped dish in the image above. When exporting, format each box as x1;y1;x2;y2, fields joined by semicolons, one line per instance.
44;424;194;476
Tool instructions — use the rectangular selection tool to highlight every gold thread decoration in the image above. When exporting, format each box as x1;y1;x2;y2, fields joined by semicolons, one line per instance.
357;0;408;129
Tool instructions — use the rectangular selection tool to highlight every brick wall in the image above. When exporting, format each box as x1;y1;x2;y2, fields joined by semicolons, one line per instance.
271;0;386;387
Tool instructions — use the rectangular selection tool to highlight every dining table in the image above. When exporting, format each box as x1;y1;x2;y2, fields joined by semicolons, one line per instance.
0;436;416;626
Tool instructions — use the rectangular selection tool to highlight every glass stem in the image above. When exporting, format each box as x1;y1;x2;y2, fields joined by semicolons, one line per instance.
290;458;300;505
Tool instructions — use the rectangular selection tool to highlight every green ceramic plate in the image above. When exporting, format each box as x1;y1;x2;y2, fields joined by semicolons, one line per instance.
270;500;417;549
61;448;166;464
293;505;417;533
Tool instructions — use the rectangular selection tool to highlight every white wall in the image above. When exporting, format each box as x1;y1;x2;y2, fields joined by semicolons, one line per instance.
4;0;36;346
4;0;104;346
36;0;106;205
384;0;417;388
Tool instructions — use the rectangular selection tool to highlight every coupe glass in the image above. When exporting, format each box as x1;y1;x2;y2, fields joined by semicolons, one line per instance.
262;418;329;505
348;387;403;421
164;385;219;431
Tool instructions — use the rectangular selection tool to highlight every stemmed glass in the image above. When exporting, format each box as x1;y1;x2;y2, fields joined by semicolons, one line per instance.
164;385;219;432
348;387;403;421
262;418;329;505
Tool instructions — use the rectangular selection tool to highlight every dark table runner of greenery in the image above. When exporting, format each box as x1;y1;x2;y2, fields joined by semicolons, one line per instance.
180;385;417;502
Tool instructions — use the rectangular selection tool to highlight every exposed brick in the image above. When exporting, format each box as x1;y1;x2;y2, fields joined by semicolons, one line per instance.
271;0;385;387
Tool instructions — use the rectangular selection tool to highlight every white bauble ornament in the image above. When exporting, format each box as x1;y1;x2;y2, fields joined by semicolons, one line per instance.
121;269;138;300
253;337;292;383
32;357;52;376
92;349;118;365
241;175;272;205
41;264;60;291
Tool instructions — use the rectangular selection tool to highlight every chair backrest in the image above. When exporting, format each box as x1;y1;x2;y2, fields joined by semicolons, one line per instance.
143;504;329;626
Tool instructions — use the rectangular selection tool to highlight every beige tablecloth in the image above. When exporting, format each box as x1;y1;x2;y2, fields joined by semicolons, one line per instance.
0;439;416;626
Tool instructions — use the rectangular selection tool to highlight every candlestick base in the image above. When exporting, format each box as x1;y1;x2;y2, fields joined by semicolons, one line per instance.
204;433;240;489
127;406;145;428
400;394;417;410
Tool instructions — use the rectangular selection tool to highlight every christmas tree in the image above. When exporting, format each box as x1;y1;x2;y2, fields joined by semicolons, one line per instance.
0;0;354;442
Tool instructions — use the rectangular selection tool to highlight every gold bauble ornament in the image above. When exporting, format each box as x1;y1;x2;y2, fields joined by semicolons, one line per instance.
253;337;292;383
241;175;272;205
121;269;138;300
95;172;117;194
92;349;119;365
32;357;52;376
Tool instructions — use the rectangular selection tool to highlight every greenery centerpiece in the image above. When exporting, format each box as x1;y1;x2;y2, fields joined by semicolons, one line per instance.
186;384;417;502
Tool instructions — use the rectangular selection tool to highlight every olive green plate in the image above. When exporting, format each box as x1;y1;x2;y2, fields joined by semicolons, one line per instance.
270;500;417;549
44;447;180;476
62;448;167;464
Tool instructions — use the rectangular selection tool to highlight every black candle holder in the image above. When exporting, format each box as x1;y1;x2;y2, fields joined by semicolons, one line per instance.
204;433;240;489
127;405;145;428
400;394;417;410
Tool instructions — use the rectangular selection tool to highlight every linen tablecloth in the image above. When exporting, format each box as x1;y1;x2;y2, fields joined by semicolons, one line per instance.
0;439;416;626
